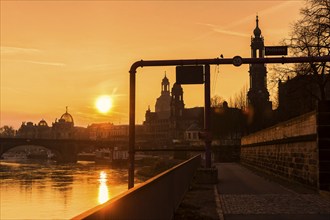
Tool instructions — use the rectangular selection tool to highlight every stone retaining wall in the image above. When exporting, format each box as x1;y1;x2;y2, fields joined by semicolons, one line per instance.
241;101;330;191
241;112;319;188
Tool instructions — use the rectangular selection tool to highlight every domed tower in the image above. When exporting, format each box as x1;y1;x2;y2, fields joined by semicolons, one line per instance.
38;119;48;127
60;106;74;126
171;83;185;118
247;16;272;130
155;74;171;118
161;74;170;96
37;119;51;138
52;107;74;139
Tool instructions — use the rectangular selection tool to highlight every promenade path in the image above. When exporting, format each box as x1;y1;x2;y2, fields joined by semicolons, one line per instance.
175;163;330;220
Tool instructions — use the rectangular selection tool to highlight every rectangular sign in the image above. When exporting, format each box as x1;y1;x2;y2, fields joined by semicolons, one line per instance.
176;66;204;84
265;46;288;56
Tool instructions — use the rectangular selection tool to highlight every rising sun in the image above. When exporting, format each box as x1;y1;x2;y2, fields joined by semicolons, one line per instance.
96;95;113;113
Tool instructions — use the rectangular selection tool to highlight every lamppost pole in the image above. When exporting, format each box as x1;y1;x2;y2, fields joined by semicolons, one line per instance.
128;69;136;189
204;64;211;168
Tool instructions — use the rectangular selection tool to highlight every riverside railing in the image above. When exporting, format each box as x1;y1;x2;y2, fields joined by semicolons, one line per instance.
72;154;201;220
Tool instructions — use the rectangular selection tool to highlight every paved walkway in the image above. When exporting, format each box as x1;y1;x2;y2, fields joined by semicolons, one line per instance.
215;163;330;220
175;162;330;219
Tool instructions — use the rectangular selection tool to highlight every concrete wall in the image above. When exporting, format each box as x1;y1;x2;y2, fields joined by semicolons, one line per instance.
72;155;201;220
241;112;319;188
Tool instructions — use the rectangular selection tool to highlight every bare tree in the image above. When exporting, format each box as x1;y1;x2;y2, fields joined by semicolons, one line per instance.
228;84;248;109
0;126;16;137
234;84;248;109
211;95;224;107
271;0;330;100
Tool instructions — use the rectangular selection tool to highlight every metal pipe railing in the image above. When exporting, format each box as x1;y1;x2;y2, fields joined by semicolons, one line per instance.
128;55;330;188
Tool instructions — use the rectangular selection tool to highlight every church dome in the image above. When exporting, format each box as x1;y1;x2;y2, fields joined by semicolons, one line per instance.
60;107;74;124
38;119;48;127
253;16;261;37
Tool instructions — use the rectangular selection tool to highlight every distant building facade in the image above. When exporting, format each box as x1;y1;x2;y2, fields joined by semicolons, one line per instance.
211;102;246;146
86;123;146;149
87;123;130;141
52;107;75;139
16;107;87;139
277;74;330;121
17;120;52;139
15;16;328;148
143;75;204;147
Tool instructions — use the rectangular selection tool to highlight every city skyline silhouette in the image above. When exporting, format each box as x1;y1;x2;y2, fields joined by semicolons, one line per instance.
1;1;302;129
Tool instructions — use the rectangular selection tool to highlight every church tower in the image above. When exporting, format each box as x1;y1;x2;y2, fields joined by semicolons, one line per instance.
247;16;272;130
170;82;185;140
161;74;170;96
155;74;171;118
170;83;184;118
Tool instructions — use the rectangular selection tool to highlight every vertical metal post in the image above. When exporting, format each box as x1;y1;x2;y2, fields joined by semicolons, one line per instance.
128;70;136;189
204;64;211;168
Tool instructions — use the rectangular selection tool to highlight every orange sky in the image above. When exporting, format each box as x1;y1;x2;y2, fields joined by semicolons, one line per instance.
0;0;303;129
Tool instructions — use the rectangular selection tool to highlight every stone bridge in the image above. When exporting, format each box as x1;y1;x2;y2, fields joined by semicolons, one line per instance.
0;137;124;163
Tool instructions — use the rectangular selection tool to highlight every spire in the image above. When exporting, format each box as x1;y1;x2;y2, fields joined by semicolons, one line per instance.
162;71;169;83
256;14;259;27
253;14;261;37
66;106;68;113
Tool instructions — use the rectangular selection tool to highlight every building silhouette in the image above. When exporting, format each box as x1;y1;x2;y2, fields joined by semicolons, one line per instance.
277;74;330;122
143;75;203;147
246;16;329;128
52;107;74;139
155;74;171;119
14;16;328;146
247;16;272;131
16;107;87;139
211;101;246;145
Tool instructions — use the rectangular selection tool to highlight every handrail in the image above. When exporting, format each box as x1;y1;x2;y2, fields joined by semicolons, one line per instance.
72;155;201;220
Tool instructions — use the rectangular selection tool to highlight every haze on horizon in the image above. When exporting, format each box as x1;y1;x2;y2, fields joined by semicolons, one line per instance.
0;0;303;129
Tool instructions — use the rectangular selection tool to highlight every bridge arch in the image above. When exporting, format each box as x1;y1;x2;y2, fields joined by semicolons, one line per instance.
0;144;63;161
0;137;119;163
0;138;79;163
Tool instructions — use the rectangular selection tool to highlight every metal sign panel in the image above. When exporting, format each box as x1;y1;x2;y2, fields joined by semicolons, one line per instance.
265;46;288;56
176;65;204;84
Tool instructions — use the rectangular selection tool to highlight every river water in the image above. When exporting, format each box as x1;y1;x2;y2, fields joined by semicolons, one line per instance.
0;159;138;219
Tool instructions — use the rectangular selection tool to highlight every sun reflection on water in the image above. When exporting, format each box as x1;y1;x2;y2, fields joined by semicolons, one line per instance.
98;171;109;204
